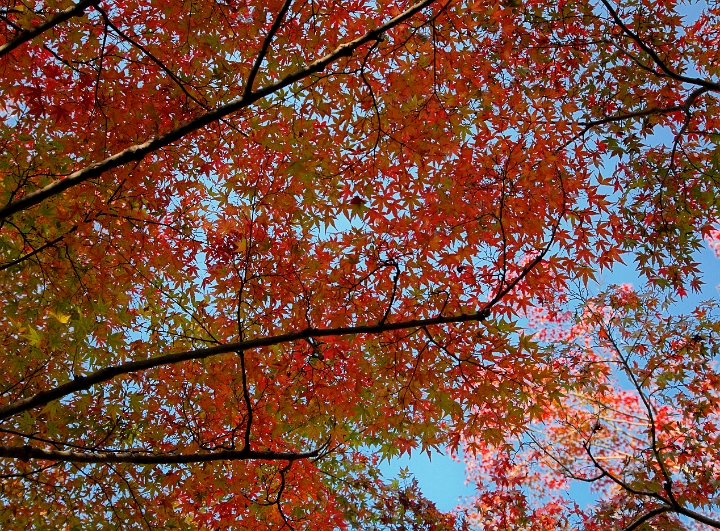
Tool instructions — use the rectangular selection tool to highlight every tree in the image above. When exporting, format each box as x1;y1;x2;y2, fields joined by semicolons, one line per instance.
0;0;717;528
462;284;720;531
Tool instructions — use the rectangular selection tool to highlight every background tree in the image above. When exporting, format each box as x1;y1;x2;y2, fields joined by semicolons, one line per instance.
0;0;717;528
462;284;720;531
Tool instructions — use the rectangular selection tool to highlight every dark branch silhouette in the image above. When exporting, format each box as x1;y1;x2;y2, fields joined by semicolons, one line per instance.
0;0;439;221
0;248;550;422
0;0;99;58
619;506;671;531
600;0;720;91
0;442;323;464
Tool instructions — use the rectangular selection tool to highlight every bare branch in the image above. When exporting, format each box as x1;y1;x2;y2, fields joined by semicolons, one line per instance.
238;350;254;451
583;441;662;500
0;226;77;272
619;506;671;531
672;505;720;529
96;6;208;109
244;0;295;97
601;322;678;505
579;87;709;134
0;309;489;422
380;261;401;325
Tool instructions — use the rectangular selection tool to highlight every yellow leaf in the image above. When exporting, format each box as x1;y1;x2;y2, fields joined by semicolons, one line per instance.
49;311;71;324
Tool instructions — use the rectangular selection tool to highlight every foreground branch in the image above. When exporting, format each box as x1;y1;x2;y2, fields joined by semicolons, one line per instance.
579;87;708;132
620;506;671;531
0;221;550;423
600;0;720;91
0;0;438;221
0;307;490;422
0;443;321;464
0;0;99;58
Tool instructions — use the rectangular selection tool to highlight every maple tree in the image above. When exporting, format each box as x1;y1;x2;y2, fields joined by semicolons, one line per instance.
461;284;720;531
0;0;718;528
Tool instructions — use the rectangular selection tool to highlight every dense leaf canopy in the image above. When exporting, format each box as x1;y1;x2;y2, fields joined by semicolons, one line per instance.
0;0;718;528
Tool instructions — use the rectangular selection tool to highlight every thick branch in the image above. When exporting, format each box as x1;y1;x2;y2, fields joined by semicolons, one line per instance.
0;443;321;464
0;308;490;422
0;0;99;58
0;0;438;221
620;506;671;531
672;505;720;529
0;227;548;423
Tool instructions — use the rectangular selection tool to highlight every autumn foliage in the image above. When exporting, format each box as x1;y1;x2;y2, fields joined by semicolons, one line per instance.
462;285;720;530
0;0;718;528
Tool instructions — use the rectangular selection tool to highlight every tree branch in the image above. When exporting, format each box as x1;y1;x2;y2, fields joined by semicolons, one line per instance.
238;349;254;451
0;226;77;272
0;0;439;221
96;6;208;109
672;505;720;529
602;321;678;506
0;241;550;421
243;0;295;97
0;0;99;58
0;308;489;422
599;0;720;91
579;87;708;132
619;506;671;531
0;442;322;464
582;441;662;500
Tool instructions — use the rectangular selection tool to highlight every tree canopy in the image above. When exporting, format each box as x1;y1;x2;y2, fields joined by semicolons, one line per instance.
0;0;718;528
